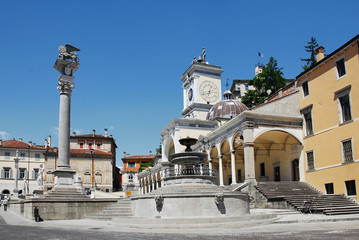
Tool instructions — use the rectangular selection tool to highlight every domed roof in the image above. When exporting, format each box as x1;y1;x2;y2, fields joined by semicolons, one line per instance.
206;99;248;121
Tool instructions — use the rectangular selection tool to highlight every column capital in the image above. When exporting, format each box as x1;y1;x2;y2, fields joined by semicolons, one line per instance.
57;80;74;95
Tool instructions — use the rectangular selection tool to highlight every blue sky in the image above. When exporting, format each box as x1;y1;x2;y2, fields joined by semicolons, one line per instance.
1;1;358;166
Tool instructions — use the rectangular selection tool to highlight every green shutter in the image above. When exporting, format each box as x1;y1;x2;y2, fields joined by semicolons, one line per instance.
9;169;13;179
0;169;4;178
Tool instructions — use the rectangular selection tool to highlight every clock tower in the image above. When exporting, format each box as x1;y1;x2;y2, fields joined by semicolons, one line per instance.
180;55;223;120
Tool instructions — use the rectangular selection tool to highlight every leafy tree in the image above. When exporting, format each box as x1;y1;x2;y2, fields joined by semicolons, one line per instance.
301;37;319;70
242;57;286;108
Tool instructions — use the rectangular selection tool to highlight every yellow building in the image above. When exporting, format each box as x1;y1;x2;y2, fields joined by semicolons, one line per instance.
297;34;359;200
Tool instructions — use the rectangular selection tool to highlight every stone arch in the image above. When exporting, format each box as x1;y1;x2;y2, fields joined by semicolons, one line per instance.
254;130;302;182
163;137;175;162
220;139;232;185
232;132;245;183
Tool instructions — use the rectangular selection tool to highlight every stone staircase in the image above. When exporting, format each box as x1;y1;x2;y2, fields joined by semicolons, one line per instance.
255;181;359;215
42;188;89;199
87;198;133;220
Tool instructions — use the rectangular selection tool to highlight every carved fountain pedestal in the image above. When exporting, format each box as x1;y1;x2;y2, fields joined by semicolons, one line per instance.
131;137;250;219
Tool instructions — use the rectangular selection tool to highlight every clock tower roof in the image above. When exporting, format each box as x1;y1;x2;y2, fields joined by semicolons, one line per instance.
180;62;223;82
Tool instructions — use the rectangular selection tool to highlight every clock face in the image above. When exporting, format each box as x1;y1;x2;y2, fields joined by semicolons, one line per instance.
199;81;219;103
188;88;193;102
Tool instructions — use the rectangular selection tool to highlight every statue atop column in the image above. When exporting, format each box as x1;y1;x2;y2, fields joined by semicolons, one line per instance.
58;44;80;63
54;44;80;77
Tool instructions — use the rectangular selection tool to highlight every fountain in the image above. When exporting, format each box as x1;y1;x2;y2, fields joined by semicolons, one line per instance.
131;137;250;219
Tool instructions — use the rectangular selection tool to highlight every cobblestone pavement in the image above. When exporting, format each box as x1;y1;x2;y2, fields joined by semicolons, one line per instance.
2;215;359;240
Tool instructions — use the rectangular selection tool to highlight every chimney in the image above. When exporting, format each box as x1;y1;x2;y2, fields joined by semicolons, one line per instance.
48;135;51;147
149;150;152;154
19;138;23;142
29;141;33;147
93;129;96;137
316;46;325;62
0;140;2;146
45;139;48;148
73;131;76;136
104;128;108;137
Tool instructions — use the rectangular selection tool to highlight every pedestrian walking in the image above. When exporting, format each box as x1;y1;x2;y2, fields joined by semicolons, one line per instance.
3;196;8;211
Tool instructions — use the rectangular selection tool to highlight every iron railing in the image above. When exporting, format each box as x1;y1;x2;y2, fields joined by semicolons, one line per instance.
164;166;217;178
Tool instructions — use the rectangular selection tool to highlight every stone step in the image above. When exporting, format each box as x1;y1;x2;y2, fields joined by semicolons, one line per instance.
86;199;133;220
255;181;359;215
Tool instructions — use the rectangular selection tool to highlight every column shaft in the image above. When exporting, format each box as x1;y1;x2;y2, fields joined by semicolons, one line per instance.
219;155;224;186
231;151;237;184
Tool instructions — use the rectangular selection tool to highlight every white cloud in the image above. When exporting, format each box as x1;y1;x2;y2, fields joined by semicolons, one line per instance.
50;127;59;136
108;126;115;131
0;131;10;140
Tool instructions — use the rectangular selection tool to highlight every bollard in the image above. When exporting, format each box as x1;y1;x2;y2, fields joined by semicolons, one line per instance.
34;206;40;222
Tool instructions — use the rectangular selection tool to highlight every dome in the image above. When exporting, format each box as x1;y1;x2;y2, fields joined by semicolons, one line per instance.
206;100;248;121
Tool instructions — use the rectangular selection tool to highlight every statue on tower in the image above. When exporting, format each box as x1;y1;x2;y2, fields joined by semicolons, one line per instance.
202;47;206;62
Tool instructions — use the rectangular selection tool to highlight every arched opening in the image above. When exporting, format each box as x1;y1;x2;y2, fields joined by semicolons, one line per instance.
2;189;10;194
163;137;175;161
220;140;231;185
254;130;302;182
233;132;245;183
210;146;219;185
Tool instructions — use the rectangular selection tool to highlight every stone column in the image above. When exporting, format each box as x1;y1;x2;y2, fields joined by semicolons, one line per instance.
53;47;80;189
230;150;237;184
242;122;256;184
218;154;224;186
151;176;155;192
155;175;159;189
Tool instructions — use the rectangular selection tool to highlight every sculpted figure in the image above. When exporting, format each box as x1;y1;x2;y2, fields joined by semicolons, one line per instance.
37;164;44;186
58;44;80;63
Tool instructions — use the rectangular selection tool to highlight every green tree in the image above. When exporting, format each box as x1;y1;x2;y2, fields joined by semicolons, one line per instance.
242;57;286;108
301;37;319;70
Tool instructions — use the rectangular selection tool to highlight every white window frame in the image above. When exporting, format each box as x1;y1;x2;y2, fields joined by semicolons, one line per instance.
336;87;352;124
301;106;314;136
306;150;315;171
35;153;41;160
335;55;347;80
341;138;354;163
301;79;310;98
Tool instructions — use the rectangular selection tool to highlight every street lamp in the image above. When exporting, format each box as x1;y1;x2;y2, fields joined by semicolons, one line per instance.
89;149;94;190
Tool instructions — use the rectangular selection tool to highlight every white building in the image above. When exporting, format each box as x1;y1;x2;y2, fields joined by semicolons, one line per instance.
0;139;47;196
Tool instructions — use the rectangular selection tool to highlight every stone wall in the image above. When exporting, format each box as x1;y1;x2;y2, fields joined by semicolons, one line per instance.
10;199;117;221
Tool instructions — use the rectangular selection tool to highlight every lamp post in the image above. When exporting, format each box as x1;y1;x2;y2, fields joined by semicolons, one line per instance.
13;150;20;198
89;149;94;190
